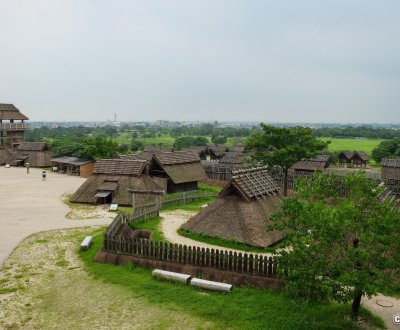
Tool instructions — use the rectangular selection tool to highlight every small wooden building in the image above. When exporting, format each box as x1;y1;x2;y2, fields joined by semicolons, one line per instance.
182;167;284;248
7;142;52;167
182;146;208;160
71;159;163;205
338;151;354;166
352;151;369;167
149;151;207;193
208;144;228;160
51;156;95;177
290;155;330;176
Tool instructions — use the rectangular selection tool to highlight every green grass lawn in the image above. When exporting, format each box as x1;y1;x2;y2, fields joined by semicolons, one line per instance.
129;216;165;242
79;232;384;330
319;137;384;155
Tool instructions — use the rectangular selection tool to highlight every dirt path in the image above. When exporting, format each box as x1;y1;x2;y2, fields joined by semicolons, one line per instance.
362;294;400;329
0;167;114;266
160;210;272;256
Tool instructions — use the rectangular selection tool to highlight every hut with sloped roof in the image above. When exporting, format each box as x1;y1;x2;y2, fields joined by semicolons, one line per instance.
182;146;208;160
290;155;330;177
352;151;369;167
149;151;207;193
51;156;95;177
338;151;354;166
7;142;52;167
182;167;284;248
143;145;173;153
381;158;400;184
71;159;163;205
208;144;228;160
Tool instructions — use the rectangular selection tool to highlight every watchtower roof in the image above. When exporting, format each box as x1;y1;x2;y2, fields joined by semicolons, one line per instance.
0;104;29;120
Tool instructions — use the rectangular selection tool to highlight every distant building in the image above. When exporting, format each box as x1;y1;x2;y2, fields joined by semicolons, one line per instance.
290;155;330;176
51;157;95;177
0;104;29;164
381;158;400;184
7;142;52;167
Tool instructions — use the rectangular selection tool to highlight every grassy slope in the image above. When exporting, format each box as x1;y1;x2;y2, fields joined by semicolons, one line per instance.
319;137;384;154
80;233;384;330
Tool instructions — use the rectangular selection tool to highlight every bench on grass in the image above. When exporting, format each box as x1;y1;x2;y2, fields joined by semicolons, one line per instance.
152;269;192;284
190;278;232;292
80;236;93;251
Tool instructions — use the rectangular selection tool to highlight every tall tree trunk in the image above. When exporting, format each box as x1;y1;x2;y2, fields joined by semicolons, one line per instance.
351;290;362;319
283;168;288;197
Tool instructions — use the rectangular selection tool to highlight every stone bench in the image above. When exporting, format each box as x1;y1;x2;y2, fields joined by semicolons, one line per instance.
80;236;93;251
190;278;232;292
152;269;192;284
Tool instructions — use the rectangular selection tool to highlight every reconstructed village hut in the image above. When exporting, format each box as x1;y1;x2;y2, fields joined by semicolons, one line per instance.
7;142;52;167
51;156;95;177
338;151;354;166
71;159;163;205
149;151;207;193
290;155;330;177
182;167;284;248
352;151;369;167
182;146;208;160
208;144;228;160
143;145;173;153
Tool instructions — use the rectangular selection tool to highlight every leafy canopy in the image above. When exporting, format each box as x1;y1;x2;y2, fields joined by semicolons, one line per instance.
271;172;400;316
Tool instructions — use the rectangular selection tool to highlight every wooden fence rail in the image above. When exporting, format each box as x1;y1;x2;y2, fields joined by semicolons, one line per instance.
103;236;278;278
161;192;217;208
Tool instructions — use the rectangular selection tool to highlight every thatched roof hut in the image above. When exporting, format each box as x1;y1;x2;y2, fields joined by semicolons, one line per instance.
7;142;52;167
0;104;29;120
208;144;228;160
352;151;369;167
71;159;163;205
291;155;330;176
182;167;284;247
381;158;400;183
51;156;95;177
150;151;207;193
143;145;173;153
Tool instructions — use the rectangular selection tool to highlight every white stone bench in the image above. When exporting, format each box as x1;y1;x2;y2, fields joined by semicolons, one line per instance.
190;278;232;292
80;236;93;251
152;269;192;284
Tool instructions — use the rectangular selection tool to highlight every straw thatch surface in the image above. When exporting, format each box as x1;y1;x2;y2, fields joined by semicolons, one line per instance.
51;156;93;165
0;104;29;120
354;151;369;162
291;155;330;172
143;145;173;153
182;194;283;247
93;159;146;176
382;158;400;168
162;162;207;184
339;151;354;162
18;142;47;152
71;175;163;205
154;151;200;165
219;152;246;165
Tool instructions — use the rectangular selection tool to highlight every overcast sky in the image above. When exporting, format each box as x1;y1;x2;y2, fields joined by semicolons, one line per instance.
0;0;399;123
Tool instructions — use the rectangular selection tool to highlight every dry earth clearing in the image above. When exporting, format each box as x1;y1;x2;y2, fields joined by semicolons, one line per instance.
0;228;214;329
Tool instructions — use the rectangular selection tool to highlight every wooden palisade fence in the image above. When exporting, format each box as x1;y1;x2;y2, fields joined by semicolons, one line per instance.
103;235;278;278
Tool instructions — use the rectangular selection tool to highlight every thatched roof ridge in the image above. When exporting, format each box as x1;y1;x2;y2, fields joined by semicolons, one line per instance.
291;155;330;172
18;142;47;151
354;151;369;161
162;163;207;184
93;159;146;176
382;158;400;168
339;150;354;160
229;167;279;201
0;104;29;120
219;152;246;165
182;195;283;247
143;145;173;153
154;151;200;165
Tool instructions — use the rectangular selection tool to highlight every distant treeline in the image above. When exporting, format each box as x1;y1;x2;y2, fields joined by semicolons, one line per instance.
313;126;400;139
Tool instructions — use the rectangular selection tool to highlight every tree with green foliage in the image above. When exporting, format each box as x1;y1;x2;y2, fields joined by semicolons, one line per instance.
371;138;400;163
83;135;119;159
131;140;144;152
211;134;227;144
173;136;208;150
246;124;329;196
271;172;400;319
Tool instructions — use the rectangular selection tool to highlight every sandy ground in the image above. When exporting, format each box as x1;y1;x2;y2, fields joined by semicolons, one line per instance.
0;228;214;329
160;210;273;256
362;294;400;330
0;167;114;266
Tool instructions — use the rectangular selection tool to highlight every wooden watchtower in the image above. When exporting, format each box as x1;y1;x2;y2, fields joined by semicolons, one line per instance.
0;104;29;151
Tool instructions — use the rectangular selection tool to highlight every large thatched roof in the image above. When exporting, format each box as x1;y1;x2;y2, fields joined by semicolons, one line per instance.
143;145;173;153
183;167;284;247
153;151;207;184
18;142;48;152
52;156;93;165
93;159;146;176
0;104;29;120
291;155;330;172
71;174;163;205
182;195;283;247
